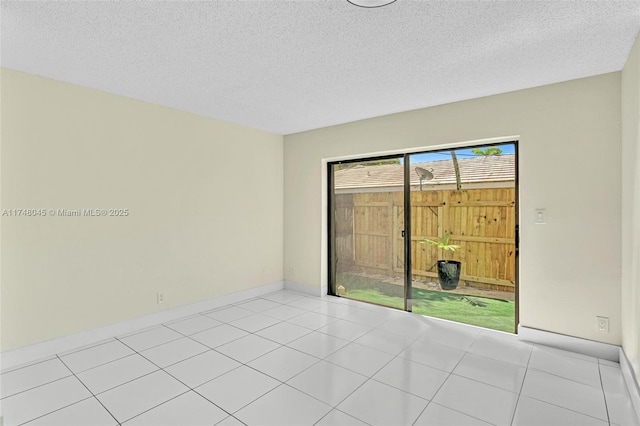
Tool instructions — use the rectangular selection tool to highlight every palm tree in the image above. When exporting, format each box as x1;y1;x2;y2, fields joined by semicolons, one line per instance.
450;150;461;190
471;146;503;156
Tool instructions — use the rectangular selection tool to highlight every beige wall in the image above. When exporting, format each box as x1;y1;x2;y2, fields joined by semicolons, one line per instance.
1;62;632;358
622;33;640;383
0;69;284;351
284;73;622;345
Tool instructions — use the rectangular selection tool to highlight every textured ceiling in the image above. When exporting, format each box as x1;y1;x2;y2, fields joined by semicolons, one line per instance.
2;1;639;135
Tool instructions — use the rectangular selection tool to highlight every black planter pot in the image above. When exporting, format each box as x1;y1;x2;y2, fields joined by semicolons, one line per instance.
437;260;461;290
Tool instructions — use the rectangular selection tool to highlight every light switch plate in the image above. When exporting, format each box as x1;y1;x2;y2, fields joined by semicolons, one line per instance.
535;208;546;224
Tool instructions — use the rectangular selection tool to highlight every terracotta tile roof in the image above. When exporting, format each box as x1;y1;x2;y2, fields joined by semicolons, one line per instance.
334;154;515;189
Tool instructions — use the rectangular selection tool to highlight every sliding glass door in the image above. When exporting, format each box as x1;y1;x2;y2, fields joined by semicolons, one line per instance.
329;156;405;309
329;142;518;333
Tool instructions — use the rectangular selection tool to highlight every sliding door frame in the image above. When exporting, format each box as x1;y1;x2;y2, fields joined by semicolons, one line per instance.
328;141;519;332
328;160;337;297
327;154;406;299
403;154;413;311
514;141;520;331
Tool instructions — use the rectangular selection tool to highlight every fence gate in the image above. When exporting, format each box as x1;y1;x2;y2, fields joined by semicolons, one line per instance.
347;188;516;292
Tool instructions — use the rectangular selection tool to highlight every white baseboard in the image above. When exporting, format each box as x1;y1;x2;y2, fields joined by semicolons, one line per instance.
620;348;640;422
1;281;285;371
517;325;620;361
284;280;326;297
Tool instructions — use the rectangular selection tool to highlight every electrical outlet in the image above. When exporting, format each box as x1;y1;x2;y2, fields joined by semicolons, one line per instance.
596;316;609;333
157;291;165;305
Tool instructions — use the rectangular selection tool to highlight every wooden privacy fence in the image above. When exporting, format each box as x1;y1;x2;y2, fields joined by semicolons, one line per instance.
335;188;516;291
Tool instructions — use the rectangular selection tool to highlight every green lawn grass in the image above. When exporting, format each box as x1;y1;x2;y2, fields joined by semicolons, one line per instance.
337;273;515;333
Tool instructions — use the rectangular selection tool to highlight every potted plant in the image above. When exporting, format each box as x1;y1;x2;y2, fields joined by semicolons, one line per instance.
420;234;462;290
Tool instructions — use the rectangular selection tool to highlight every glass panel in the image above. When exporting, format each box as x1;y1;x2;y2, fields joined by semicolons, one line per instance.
332;158;405;309
408;143;517;333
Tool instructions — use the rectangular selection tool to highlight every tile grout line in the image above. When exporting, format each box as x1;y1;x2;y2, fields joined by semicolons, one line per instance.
186;334;318;421
111;301;335;423
60;352;135;377
191;299;308;424
14;396;97;426
410;328;483;426
124;300;329;397
462;345;531;368
319;301;513;425
117;325;185;353
113;336;237;423
91;368;161;399
232;295;428;424
56;338;119;358
525;365;610;389
229;382;329;423
508;340;534;425
1;356;58;376
115;337;200;392
1;334;117;376
55;354;122;426
312;407;373;426
5;346;141;399
515;347;612;425
533;343;602;365
58;311;320;382
198;303;402;424
597;362;612;426
193;318;341;418
520;393;615;424
1;374;72;402
294;318;430;425
120;388;200;425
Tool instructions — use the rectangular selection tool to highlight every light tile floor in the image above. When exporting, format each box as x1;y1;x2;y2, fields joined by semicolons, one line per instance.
1;290;639;426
